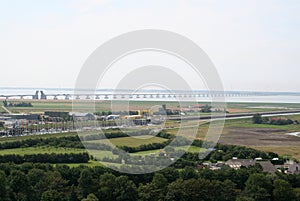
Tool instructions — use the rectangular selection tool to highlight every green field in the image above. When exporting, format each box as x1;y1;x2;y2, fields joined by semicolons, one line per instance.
223;114;300;131
5;99;300;114
86;135;168;147
133;145;206;155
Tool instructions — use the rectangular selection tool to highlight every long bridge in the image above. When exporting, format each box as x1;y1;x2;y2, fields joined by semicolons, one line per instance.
0;90;292;100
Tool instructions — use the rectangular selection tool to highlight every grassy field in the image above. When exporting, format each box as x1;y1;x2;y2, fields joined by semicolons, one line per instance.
4;99;300;113
165;114;300;160
133;145;206;155
86;135;168;148
219;115;300;160
250;146;300;160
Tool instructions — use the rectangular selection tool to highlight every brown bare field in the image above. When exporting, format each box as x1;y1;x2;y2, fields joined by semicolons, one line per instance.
170;117;300;160
219;127;300;146
250;146;300;161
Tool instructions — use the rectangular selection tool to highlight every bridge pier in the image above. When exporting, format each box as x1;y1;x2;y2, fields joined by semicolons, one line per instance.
33;91;39;100
40;91;47;100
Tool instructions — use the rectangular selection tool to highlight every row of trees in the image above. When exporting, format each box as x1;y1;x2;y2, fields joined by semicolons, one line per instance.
253;114;298;125
0;135;83;150
0;153;89;164
210;143;278;162
0;162;300;201
2;100;32;107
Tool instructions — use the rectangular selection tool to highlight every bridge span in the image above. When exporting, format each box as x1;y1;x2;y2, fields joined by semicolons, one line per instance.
0;90;272;100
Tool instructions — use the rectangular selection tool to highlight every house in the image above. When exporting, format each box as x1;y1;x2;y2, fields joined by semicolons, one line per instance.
69;112;96;121
225;158;300;174
201;161;224;170
256;161;276;174
287;162;300;174
225;159;256;170
225;159;277;173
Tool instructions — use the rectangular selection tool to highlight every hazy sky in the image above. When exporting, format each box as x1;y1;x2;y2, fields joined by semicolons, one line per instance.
0;0;299;92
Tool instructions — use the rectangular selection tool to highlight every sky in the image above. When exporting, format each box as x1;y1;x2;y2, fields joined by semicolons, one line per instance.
0;0;299;92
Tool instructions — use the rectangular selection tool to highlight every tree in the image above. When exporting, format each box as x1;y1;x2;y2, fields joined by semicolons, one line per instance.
166;178;236;201
98;173;117;201
244;173;272;201
78;169;94;198
2;100;7;107
236;196;255;201
0;171;8;201
157;167;179;183
41;190;65;201
273;179;296;201
180;166;198;180
69;185;78;201
138;173;168;201
27;168;48;201
114;176;138;201
9;170;29;201
81;194;98;201
219;180;237;201
253;114;263;124
46;171;68;191
201;105;212;113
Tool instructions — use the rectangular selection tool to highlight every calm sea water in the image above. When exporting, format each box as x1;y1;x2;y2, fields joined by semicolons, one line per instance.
1;88;300;103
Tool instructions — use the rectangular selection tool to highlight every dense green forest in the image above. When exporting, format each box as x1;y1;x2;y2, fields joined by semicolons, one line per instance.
1;161;300;201
0;132;299;200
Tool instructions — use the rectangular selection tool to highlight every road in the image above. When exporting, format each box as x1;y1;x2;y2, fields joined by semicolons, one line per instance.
167;110;300;121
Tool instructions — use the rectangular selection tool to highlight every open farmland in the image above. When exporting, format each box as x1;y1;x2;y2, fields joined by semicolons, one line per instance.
85;135;168;147
5;99;300;113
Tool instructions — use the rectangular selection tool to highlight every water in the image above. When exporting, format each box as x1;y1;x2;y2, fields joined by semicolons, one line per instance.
1;87;300;103
225;95;300;104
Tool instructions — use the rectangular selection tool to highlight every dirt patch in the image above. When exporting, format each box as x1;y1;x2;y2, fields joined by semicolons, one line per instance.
219;127;300;147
